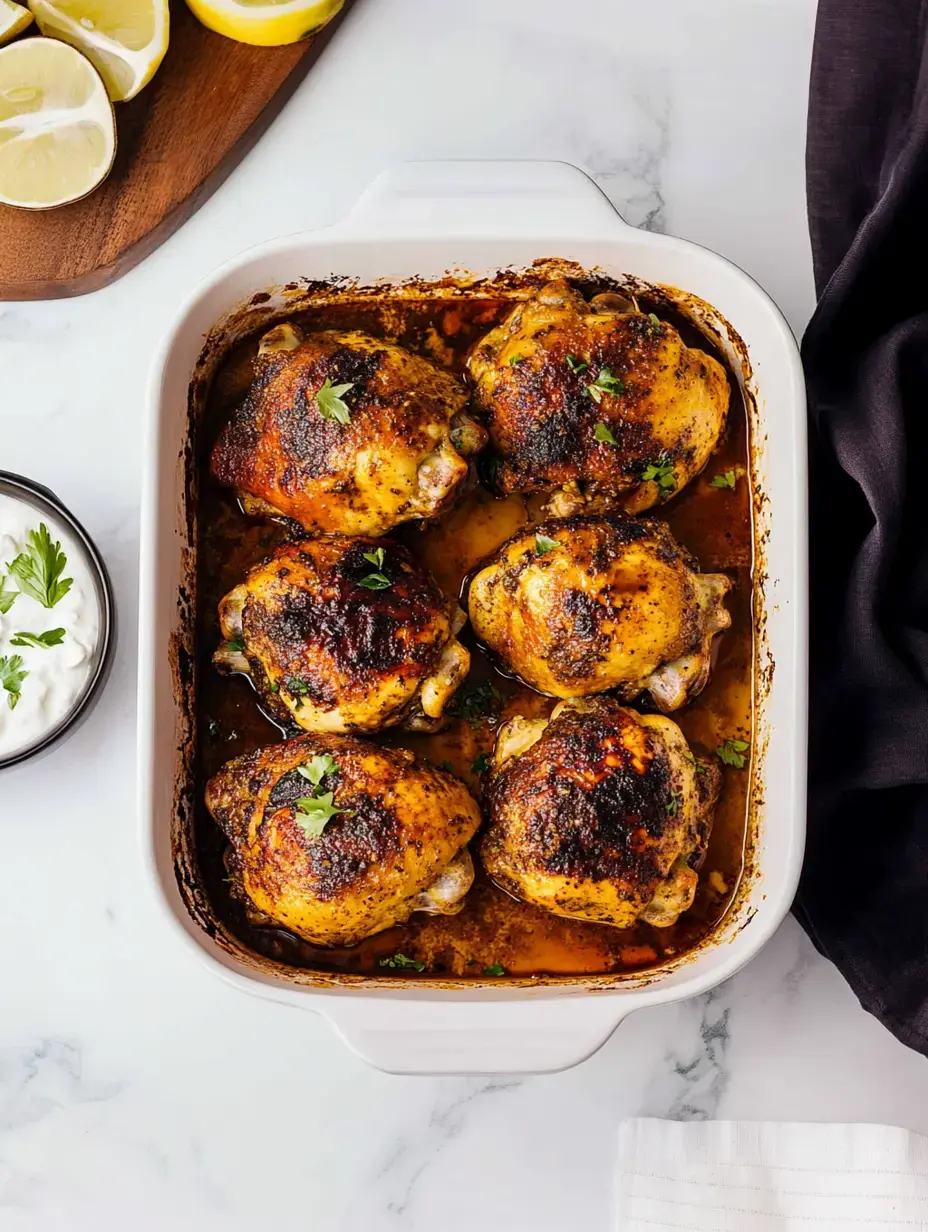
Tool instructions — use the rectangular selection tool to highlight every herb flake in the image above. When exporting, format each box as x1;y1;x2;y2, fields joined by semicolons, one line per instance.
447;680;502;723
7;524;73;609
294;792;352;838
0;654;27;710
641;454;676;495
534;533;561;555
472;752;493;775
0;576;17;615
710;469;738;490
484;963;506;977
666;792;683;818
508;353;524;366
315;378;354;425
716;738;750;769
565;353;588;373
10;628;66;649
379;953;426;972
594;422;618;446
586;367;625;402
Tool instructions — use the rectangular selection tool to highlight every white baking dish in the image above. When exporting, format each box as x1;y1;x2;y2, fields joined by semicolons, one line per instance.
138;160;807;1076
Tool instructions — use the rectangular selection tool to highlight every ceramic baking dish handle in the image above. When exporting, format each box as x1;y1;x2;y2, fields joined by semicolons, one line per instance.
319;995;633;1076
342;159;632;241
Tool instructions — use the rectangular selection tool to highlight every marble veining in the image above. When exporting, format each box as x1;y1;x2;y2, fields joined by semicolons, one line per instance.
2;0;927;1229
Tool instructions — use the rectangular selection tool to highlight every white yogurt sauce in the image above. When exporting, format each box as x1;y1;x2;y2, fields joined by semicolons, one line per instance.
0;492;101;760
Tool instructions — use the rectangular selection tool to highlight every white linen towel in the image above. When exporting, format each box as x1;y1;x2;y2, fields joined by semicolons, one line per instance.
615;1119;928;1230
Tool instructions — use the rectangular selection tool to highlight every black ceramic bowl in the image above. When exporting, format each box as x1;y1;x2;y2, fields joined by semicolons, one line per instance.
0;472;115;771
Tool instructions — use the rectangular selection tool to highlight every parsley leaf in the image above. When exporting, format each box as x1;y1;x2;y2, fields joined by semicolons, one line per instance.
379;953;426;972
0;576;17;615
594;422;618;446
359;546;392;590
294;791;352;838
315;378;354;425
484;963;506;977
648;312;661;327
363;547;386;570
508;353;524;366
710;469;738;490
7;524;73;609
207;719;221;738
716;738;750;768
641;454;676;495
297;753;339;788
225;637;245;652
285;676;311;696
665;792;683;817
447;680;502;722
565;353;588;373
0;654;27;710
472;752;493;775
10;628;66;649
586;367;625;402
534;533;561;555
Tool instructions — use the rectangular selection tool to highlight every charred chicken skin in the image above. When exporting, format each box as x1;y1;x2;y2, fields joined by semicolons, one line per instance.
482;697;721;929
466;280;729;512
214;535;470;734
467;512;731;711
205;734;482;947
211;324;486;537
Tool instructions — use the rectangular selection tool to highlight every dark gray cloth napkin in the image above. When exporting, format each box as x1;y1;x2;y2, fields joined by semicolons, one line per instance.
799;0;928;1053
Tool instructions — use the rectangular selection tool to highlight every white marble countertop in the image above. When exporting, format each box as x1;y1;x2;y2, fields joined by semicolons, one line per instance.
4;1;928;1228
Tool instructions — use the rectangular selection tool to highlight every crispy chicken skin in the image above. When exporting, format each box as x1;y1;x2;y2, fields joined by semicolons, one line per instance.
213;535;470;734
482;698;722;929
467;512;731;711
211;324;487;536
466;280;729;512
205;734;482;947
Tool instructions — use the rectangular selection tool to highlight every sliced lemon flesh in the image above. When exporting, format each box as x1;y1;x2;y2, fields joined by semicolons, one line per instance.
0;37;115;209
28;0;169;102
0;0;33;45
185;0;343;47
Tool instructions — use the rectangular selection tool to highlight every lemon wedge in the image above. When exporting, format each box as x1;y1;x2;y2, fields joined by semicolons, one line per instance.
185;0;343;47
28;0;169;102
0;0;33;44
0;37;116;209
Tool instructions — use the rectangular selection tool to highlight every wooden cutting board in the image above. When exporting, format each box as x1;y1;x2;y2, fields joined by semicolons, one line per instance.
0;2;349;301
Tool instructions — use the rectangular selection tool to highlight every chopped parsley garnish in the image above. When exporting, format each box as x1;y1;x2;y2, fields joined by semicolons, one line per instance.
0;654;27;711
484;963;506;977
207;719;221;738
297;753;339;788
293;754;351;838
315;378;354;425
586;367;625;402
472;752;493;775
0;576;17;615
359;546;392;590
508;353;524;366
379;953;426;972
447;680;502;722
7;523;72;609
565;353;588;373
534;533;561;555
717;738;750;768
450;427;464;450
641;454;676;495
648;312;661;327
594;422;618;446
710;469;738;490
10;628;66;649
225;637;245;652
285;676;311;696
665;792;683;818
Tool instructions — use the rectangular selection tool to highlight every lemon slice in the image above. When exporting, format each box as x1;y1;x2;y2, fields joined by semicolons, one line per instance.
0;0;33;45
0;37;115;209
185;0;343;47
28;0;169;102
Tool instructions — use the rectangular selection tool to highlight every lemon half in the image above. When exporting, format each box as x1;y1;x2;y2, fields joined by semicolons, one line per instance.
0;37;116;209
28;0;169;102
185;0;343;47
0;0;33;45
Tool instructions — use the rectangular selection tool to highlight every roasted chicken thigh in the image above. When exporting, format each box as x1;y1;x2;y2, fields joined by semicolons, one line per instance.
214;535;470;733
211;324;486;536
482;697;721;929
467;280;728;512
467;513;731;711
205;734;481;947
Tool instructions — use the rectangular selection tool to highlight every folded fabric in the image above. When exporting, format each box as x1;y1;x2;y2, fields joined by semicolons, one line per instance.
615;1119;928;1230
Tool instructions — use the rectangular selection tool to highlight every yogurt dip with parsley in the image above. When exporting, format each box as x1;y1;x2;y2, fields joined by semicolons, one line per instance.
0;493;101;761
